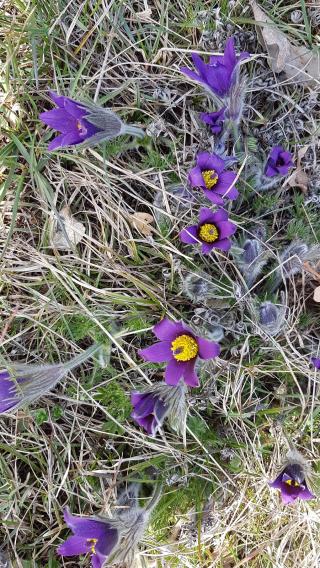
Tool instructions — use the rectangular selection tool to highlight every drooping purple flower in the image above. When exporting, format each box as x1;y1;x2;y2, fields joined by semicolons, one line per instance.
131;392;168;436
188;152;238;205
180;37;249;98
0;344;100;414
131;382;187;437
138;318;220;387
269;463;315;505
179;207;236;254
200;108;226;134
311;357;320;370
57;508;119;568
264;146;294;177
39;92;144;151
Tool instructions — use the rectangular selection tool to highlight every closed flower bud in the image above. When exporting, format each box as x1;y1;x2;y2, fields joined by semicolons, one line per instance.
255;299;287;336
0;344;102;414
131;382;187;437
235;238;270;286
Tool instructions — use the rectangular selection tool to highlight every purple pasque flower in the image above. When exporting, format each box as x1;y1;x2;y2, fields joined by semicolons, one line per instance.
200;107;226;134
57;508;119;568
138;318;220;387
180;37;249;98
131;382;187;437
39;92;143;151
179;207;236;254
188;152;238;205
311;357;320;370
269;463;315;505
264;146;294;177
131;392;168;436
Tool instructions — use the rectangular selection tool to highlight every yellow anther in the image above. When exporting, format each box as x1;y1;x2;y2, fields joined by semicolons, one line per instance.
199;223;219;243
202;169;219;189
284;479;300;488
87;538;98;554
171;334;198;362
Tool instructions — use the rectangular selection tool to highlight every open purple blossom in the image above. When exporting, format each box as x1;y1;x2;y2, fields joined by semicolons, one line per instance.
39;92;143;151
131;382;187;437
138;318;220;387
188;152;238;205
179;207;237;254
58;485;162;568
269;463;315;505
0;344;100;414
311;357;320;369
180;37;249;98
200;108;226;134
264;146;294;177
57;509;119;568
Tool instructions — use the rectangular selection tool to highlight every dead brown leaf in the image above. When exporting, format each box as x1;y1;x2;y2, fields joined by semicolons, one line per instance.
286;146;309;193
51;206;86;250
129;212;154;236
250;0;320;85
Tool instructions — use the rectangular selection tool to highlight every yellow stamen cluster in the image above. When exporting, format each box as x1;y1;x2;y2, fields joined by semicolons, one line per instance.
284;479;300;487
199;223;219;243
202;169;219;190
171;334;198;362
87;538;98;555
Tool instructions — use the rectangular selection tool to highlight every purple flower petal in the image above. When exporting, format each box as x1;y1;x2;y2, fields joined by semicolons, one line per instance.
63;509;106;538
179;225;199;244
197;338;220;360
299;486;315;501
180;67;207;87
281;490;297;504
311;357;320;370
96;526;119;556
131;393;156;418
92;553;107;568
57;535;89;556
197;152;226;174
210;208;229;223
49;91;67;107
223;37;236;68
199;207;216;225
188;166;206;188
269;474;283;490
0;372;18;413
211;238;232;252
183;360;199;387
201;242;215;254
215;171;238;199
153;318;184;341
64;99;87;119
39;109;76;132
191;53;208;79
139;341;172;363
217;221;237;239
165;359;186;385
203;189;224;206
47;134;67;151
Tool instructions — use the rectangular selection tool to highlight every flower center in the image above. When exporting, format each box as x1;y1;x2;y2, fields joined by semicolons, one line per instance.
284;479;300;488
198;223;219;243
202;169;219;190
76;119;87;137
87;538;98;555
171;334;198;362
